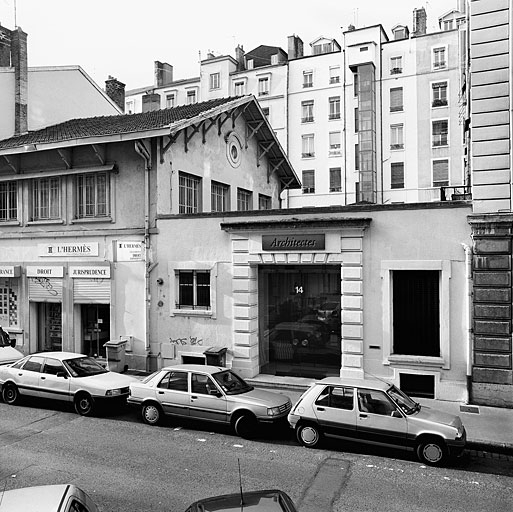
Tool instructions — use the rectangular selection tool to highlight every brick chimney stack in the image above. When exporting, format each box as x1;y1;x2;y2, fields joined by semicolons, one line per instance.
287;35;303;60
235;44;245;71
155;61;173;87
412;7;427;37
105;76;126;112
11;27;28;135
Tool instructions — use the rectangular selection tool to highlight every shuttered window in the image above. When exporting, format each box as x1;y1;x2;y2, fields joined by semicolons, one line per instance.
433;159;449;187
329;168;342;192
391;162;404;189
390;87;403;112
302;170;315;194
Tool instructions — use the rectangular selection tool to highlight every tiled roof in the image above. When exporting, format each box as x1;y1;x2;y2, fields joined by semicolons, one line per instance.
0;97;241;150
245;45;287;68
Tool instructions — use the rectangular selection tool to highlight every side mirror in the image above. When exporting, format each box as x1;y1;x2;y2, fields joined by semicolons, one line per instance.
56;371;68;379
208;388;222;397
391;410;402;418
10;339;16;348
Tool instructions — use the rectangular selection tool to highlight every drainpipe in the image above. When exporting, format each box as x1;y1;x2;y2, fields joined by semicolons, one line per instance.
135;140;152;355
461;242;473;404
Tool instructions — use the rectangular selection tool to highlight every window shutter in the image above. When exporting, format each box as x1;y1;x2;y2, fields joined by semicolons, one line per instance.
391;162;404;189
390;88;403;111
433;160;449;186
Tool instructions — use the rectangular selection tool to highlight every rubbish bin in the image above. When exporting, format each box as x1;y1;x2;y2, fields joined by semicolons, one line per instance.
103;339;128;373
203;347;227;367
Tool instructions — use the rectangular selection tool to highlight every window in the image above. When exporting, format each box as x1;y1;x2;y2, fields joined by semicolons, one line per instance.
261;107;270;119
32;177;60;221
237;188;253;211
210;72;220;90
258;194;272;210
43;358;66;375
0;181;17;222
390;56;402;74
391;162;404;189
247;59;254;70
0;280;19;328
390;124;404;150
166;94;175;108
271;54;279;65
258;77;270;96
433;159;449;187
301;100;314;123
23;356;45;373
234;81;245;96
329;66;340;84
303;70;313;88
302;170;315;194
301;134;315;158
329;168;342;192
329;131;341;155
354;107;359;132
179;172;201;213
390;87;403;112
355;144;359;170
126;101;134;114
443;19;453;31
432;120;448;147
176;271;210;310
75;173;109;219
353;72;358;96
211;181;230;212
329;96;340;120
158;371;188;391
358;389;396;415
192;373;217;395
433;47;446;69
187;90;197;104
316;386;354;410
432;81;448;107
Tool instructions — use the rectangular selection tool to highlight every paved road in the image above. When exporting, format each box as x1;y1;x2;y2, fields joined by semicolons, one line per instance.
1;399;512;511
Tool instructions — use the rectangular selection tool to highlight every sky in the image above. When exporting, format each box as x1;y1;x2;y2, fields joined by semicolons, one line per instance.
0;0;458;91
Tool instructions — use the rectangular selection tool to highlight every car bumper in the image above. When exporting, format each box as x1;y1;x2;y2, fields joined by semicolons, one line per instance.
447;428;467;457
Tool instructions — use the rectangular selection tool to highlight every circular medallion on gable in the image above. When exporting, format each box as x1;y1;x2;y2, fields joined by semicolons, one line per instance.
226;131;242;168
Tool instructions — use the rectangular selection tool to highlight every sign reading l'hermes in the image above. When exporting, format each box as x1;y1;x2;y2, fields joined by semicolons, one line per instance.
39;243;99;257
262;234;325;251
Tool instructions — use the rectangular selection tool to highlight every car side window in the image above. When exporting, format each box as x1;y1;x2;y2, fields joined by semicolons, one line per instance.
43;358;66;375
358;388;396;416
158;371;188;391
22;356;45;373
191;373;217;395
315;386;354;410
69;499;90;512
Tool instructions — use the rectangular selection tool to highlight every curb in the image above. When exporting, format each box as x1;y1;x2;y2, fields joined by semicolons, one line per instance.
467;440;513;456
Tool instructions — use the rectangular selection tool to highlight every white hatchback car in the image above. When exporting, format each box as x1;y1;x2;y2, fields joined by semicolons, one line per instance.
288;377;466;466
0;351;139;415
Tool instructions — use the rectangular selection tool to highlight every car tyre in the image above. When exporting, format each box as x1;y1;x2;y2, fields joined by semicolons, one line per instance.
296;423;322;448
74;392;94;416
416;437;448;466
2;383;19;405
142;403;162;425
233;413;257;439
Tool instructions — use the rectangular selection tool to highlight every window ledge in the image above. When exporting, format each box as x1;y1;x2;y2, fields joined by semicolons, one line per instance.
172;309;213;318
27;219;65;226
0;220;21;226
70;216;113;224
387;355;444;368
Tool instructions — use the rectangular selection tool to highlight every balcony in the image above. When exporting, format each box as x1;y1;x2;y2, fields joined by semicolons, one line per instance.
302;187;315;194
440;186;472;201
301;116;314;123
301;152;315;158
329;76;340;84
390;143;404;150
329;113;341;120
432;99;448;108
390;67;402;75
303;82;313;88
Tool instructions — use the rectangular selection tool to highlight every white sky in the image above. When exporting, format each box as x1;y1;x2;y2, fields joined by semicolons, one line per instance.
0;0;458;91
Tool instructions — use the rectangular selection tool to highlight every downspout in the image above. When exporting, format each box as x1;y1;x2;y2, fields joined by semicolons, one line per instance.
461;243;473;404
342;35;348;205
510;0;513;210
135;140;152;355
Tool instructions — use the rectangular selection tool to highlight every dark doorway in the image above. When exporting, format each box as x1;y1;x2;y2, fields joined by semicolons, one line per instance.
82;304;110;358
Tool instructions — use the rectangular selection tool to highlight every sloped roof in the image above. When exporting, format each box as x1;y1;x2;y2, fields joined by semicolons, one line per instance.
245;45;287;68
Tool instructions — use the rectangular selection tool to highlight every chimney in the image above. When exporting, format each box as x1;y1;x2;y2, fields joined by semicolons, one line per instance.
155;61;173;87
105;76;126;112
287;35;303;60
412;7;427;37
11;27;28;135
207;52;215;59
235;44;245;71
0;24;12;66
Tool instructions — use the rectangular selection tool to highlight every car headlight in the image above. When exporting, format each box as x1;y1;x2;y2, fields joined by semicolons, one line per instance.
455;427;465;440
267;406;282;416
106;388;123;396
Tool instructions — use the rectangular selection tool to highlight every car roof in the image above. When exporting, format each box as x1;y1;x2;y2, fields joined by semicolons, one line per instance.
160;364;226;375
314;376;391;391
0;484;71;512
27;352;87;361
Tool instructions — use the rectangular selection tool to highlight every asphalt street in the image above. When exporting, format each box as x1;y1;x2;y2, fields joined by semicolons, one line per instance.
1;398;513;512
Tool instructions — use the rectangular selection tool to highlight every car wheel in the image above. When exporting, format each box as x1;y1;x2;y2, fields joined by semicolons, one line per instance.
233;413;257;439
74;392;94;416
2;383;19;405
142;403;162;425
296;423;321;448
416;437;448;466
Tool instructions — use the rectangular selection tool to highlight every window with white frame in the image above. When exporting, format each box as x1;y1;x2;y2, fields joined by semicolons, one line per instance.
237;188;253;211
234;81;245;96
187;90;197;104
390;87;403;112
179;172;201;214
443;19;453;31
31;177;61;221
390;56;402;74
126;100;134;114
0;181;17;222
210;72;220;90
271;54;279;65
301;100;314;123
329;96;340;120
390;124;404;150
261;107;270;119
329;131;341;155
432;81;448;107
329;167;341;192
432;47;447;69
75;172;109;219
329;66;340;84
258;76;270;96
391;162;404;189
432;120;448;147
302;134;315;158
258;194;272;210
166;94;175;108
303;70;313;88
302;170;315;194
176;270;210;310
433;159;449;187
211;181;230;212
354;107;359;132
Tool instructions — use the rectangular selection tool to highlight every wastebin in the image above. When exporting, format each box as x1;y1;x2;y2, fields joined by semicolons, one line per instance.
203;347;227;367
103;339;128;373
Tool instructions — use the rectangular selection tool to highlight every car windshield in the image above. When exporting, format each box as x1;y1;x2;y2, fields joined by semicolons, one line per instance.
212;370;253;395
63;356;108;377
387;385;420;415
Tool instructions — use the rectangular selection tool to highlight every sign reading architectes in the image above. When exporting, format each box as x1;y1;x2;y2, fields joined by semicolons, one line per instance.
262;234;325;251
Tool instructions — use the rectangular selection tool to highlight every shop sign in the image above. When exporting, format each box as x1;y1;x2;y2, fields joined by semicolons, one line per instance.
27;266;64;278
262;234;325;251
116;240;144;262
69;266;111;278
0;265;20;277
38;243;99;257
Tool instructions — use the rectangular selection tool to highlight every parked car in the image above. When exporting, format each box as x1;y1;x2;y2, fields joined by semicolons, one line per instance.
288;377;466;466
0;351;139;415
185;489;298;512
128;364;292;438
0;484;99;512
0;329;23;366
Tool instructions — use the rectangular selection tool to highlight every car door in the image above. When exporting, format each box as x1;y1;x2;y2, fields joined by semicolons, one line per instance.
312;385;358;440
356;388;407;448
154;370;190;417
14;356;45;397
39;357;71;402
188;373;228;423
